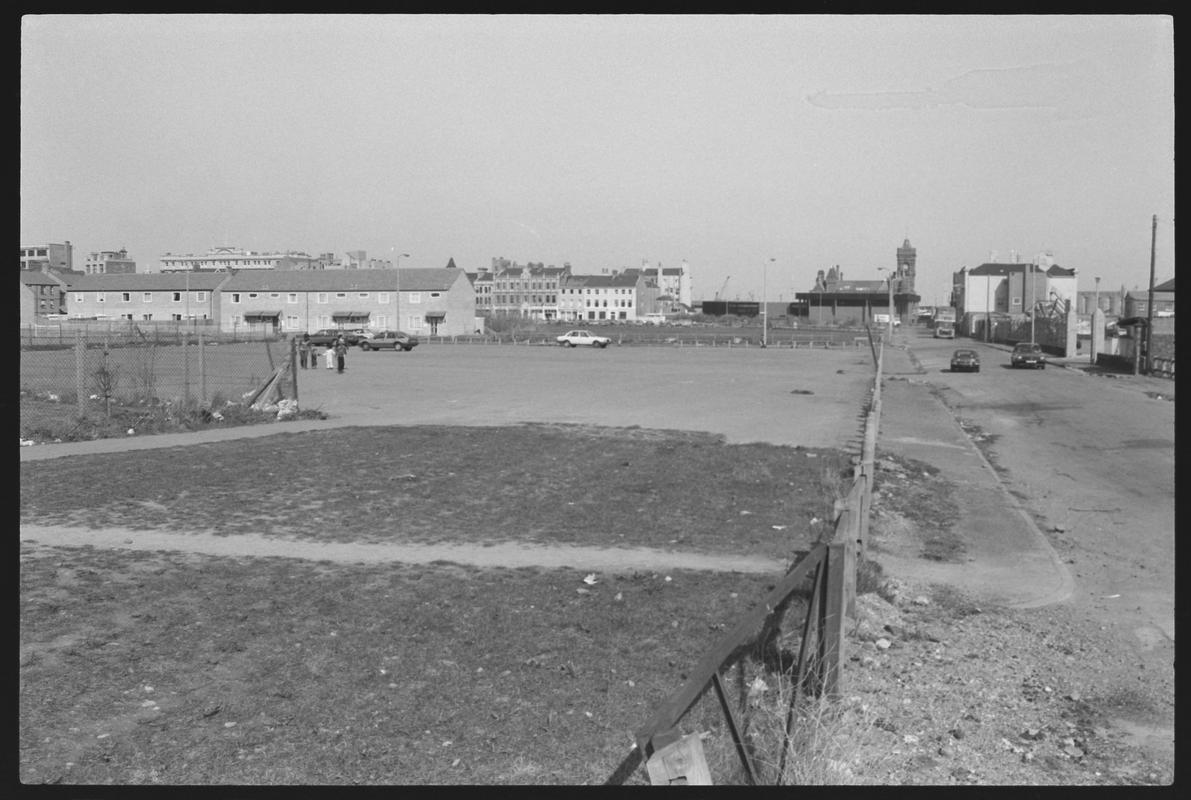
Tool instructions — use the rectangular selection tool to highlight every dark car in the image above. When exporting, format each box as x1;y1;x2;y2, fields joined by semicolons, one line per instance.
1010;342;1046;369
359;330;418;352
306;328;366;347
950;349;980;372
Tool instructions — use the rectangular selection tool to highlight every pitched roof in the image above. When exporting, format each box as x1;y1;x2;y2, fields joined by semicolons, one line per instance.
56;272;229;291
19;270;66;287
968;262;1076;277
221;268;463;292
1153;277;1175;292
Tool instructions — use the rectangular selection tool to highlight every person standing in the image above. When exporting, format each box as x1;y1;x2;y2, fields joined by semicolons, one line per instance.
298;333;311;369
334;336;348;374
324;340;335;370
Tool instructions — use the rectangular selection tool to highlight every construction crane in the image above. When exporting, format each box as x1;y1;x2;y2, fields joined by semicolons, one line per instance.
714;276;731;300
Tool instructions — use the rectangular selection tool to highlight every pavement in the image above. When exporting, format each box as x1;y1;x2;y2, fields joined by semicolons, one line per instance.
871;338;1077;609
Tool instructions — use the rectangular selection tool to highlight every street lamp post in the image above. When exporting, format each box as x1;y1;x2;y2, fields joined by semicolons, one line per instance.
877;268;894;342
762;258;773;347
393;251;409;330
985;275;991;342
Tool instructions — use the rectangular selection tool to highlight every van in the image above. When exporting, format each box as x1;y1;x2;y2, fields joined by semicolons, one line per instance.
934;324;955;339
642;313;667;325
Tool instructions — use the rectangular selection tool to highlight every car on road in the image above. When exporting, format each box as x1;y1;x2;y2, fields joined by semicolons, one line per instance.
934;324;955;339
950;349;980;372
556;329;612;348
306;328;374;347
358;330;418;352
1010;342;1046;369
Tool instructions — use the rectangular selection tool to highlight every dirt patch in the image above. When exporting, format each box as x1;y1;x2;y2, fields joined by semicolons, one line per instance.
20;423;850;785
20;424;848;560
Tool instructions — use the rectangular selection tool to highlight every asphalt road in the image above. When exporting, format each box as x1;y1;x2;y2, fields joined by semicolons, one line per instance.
904;330;1175;645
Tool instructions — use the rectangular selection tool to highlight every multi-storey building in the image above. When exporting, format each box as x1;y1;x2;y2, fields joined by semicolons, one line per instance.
20;241;73;272
159;246;321;272
487;262;571;321
952;257;1076;317
642;259;692;311
84;248;137;275
569;271;647;322
19;269;68;323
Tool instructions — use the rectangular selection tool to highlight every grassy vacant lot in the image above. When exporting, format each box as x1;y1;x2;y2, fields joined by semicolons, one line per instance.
20;424;853;785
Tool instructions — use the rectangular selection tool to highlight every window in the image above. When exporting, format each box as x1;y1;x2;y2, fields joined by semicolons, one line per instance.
1011;298;1022;307
269;293;280;299
317;293;328;303
430;292;441;298
196;292;207;302
376;315;387;328
143;292;152;302
231;293;241;303
378;292;390;303
336;293;347;299
142;314;153;321
121;292;131;302
409;292;422;304
357;292;370;299
286;315;300;329
287;293;298;304
248;293;259;299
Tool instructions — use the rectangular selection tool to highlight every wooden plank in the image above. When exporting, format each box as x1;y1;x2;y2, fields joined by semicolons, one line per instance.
645;733;713;786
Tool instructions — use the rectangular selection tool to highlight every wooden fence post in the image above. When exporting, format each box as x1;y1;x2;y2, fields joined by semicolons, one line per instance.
820;542;850;700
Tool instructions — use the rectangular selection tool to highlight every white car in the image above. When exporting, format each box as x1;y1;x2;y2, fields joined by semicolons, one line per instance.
556;329;611;348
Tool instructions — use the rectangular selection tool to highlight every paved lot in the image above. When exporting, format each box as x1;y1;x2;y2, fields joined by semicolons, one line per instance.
21;343;878;462
302;343;878;449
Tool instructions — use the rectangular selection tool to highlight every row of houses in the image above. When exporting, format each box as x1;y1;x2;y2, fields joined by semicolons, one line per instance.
19;268;479;337
19;258;697;333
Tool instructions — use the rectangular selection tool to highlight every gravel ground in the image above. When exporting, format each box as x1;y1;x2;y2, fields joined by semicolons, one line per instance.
832;506;1175;786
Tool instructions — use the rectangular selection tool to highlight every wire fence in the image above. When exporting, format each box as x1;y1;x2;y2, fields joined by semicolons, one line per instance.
20;326;291;415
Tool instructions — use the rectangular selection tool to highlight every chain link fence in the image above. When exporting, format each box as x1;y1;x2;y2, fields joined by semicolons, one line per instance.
20;323;295;416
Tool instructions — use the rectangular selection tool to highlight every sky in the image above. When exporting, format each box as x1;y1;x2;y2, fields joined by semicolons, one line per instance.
21;14;1174;304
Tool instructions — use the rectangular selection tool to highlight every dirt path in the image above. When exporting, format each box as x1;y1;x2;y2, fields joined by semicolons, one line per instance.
18;524;789;575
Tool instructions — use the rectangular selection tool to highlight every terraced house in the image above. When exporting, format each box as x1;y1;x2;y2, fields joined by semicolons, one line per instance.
53;268;476;337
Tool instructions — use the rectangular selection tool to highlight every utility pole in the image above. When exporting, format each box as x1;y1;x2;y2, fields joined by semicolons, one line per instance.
1028;261;1035;345
1145;214;1157;374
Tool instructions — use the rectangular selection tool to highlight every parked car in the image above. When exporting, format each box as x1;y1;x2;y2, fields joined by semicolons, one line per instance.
358;330;418;352
934;324;955;339
1010;342;1046;369
306;328;360;346
556;329;612;348
950;349;980;372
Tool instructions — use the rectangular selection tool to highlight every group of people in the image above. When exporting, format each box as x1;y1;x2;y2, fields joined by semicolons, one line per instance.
297;333;349;374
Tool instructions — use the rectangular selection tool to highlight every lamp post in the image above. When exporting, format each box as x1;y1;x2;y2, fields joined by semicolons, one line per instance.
877;268;894;342
1028;261;1035;345
761;257;773;347
393;250;409;330
985;275;991;342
